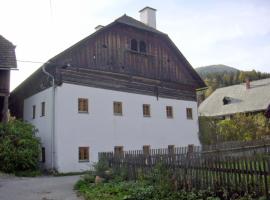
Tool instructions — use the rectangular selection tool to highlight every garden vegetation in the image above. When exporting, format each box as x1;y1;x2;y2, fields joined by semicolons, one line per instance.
75;160;267;200
199;113;270;145
0;119;41;175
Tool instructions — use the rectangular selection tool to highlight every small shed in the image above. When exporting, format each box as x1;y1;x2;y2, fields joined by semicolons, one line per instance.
0;35;17;122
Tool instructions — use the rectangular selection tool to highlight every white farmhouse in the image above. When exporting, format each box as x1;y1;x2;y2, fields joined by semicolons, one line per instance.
10;7;205;172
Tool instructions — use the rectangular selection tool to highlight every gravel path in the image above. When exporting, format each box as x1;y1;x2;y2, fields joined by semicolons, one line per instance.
0;175;82;200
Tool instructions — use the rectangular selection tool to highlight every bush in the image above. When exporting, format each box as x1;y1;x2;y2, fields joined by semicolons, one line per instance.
0;119;40;173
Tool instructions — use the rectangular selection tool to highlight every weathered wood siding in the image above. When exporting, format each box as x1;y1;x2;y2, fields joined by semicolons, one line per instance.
0;70;10;94
53;24;196;86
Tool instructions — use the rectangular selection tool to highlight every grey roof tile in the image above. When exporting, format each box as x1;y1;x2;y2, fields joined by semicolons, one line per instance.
0;35;17;69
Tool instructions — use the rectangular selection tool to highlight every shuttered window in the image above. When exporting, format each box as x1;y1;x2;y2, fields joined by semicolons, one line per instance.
114;146;124;156
143;145;150;155
113;101;123;115
166;106;173;118
143;104;151;117
78;98;88;113
79;147;89;161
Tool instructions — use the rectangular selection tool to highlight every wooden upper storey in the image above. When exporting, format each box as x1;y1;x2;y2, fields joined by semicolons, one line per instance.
50;15;204;88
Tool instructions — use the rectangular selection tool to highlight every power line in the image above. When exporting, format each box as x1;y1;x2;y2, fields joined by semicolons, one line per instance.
16;60;49;64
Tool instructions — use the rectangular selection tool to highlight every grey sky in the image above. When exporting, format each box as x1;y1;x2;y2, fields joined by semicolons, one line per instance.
1;0;269;90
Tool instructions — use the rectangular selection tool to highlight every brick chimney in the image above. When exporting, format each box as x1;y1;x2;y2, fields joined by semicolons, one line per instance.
139;7;156;29
245;78;251;89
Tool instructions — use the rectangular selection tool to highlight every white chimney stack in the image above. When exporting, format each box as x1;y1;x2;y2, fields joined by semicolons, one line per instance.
139;7;157;29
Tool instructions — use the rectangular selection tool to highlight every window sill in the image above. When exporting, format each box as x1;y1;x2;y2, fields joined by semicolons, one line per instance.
78;111;89;114
79;160;89;163
143;115;151;118
126;49;152;57
167;117;173;119
114;113;123;116
187;118;193;120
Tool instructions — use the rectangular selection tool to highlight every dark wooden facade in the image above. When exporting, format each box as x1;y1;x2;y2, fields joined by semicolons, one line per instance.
10;15;205;119
0;35;17;122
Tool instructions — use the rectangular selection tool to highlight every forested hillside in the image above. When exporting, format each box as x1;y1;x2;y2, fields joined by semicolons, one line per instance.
196;65;270;97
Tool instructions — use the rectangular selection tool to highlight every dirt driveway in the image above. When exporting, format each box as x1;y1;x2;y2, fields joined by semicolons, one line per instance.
0;175;82;200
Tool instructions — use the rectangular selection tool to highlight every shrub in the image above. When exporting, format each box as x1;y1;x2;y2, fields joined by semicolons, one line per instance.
0;119;40;173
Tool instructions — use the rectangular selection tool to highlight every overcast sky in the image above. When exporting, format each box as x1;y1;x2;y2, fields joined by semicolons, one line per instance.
1;0;269;90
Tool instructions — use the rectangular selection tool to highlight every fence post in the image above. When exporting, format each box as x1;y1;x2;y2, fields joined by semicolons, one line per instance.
263;157;269;200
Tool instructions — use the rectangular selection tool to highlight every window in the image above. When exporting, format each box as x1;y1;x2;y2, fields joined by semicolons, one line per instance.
41;147;45;163
143;104;151;117
166;106;173;118
168;145;175;154
113;101;123;115
223;97;231;105
32;105;36;119
114;146;124;156
131;39;138;51
41;102;45;117
78;98;88;113
79;147;89;162
186;108;193;120
143;145;150;155
139;41;146;53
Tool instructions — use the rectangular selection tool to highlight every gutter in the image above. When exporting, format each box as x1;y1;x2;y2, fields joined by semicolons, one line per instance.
41;65;56;171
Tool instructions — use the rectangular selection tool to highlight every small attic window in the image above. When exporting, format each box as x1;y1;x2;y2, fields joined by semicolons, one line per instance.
131;39;138;51
223;97;231;105
139;41;146;53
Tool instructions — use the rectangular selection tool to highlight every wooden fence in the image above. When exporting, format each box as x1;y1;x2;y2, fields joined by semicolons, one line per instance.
99;145;270;198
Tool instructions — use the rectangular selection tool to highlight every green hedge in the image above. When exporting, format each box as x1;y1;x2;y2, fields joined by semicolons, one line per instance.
0;119;40;173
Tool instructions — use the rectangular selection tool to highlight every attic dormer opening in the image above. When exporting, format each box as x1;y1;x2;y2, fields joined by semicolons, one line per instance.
131;39;138;51
139;41;146;53
223;97;231;105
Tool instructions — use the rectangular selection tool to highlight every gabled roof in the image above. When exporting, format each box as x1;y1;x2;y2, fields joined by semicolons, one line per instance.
0;35;17;69
47;14;205;88
199;78;270;117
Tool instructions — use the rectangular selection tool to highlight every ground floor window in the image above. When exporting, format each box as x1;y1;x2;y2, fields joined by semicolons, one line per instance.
79;147;89;162
114;146;124;156
41;147;45;163
143;145;150;155
186;108;193;119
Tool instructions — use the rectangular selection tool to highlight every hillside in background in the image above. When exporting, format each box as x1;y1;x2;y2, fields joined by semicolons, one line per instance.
195;65;270;97
196;65;239;79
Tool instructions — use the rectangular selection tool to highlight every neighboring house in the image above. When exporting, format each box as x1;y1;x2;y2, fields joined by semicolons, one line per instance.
0;35;17;123
10;7;205;172
199;78;270;119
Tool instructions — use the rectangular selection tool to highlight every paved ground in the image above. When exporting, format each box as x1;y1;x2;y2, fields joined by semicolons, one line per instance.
0;175;83;200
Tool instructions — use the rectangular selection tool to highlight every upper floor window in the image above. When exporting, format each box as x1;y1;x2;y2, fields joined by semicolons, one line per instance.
186;108;193;120
139;41;146;53
166;106;173;118
131;39;138;51
78;98;88;113
113;101;123;115
41;102;45;117
143;104;151;117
